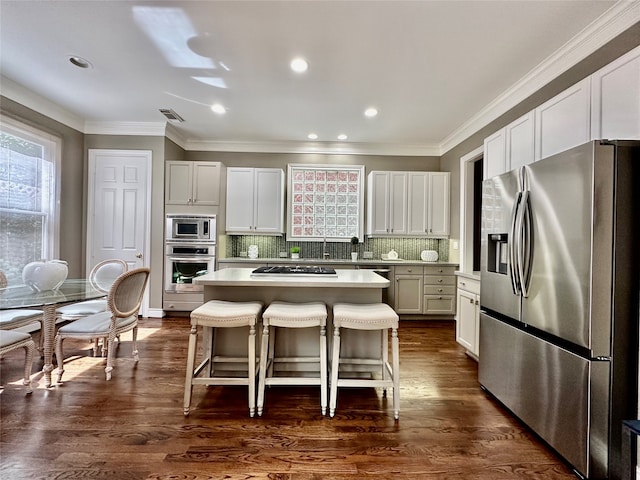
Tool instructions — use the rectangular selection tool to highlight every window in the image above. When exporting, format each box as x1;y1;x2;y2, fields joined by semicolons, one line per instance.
287;164;364;241
0;116;60;285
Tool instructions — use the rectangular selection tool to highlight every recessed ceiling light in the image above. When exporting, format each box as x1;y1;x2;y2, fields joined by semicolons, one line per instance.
290;57;308;73
210;103;226;114
337;134;348;140
364;107;378;118
68;55;92;69
307;133;318;140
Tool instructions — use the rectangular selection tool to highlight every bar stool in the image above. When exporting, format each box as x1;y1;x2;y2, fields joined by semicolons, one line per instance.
184;300;263;417
257;301;328;416
330;302;400;419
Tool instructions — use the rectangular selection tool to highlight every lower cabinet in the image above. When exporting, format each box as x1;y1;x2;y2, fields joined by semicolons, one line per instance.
394;266;423;314
423;266;456;315
393;265;457;317
456;274;480;359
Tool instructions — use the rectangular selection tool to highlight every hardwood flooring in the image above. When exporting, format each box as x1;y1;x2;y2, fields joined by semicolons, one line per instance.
0;317;576;479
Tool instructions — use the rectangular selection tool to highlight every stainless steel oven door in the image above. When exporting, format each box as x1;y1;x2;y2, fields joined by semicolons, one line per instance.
165;254;215;293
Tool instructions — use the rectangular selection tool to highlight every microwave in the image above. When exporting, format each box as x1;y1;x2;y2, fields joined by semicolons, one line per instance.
166;214;216;242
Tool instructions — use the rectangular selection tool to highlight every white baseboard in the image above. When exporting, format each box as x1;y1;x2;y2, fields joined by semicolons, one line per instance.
146;308;165;318
637;464;640;478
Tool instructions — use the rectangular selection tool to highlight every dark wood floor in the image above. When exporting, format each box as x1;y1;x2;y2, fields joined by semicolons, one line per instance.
0;317;576;479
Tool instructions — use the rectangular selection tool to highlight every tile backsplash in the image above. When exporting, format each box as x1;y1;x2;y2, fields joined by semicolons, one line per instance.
226;236;448;262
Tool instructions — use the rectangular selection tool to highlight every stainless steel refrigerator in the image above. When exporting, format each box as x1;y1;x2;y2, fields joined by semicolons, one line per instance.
479;140;639;480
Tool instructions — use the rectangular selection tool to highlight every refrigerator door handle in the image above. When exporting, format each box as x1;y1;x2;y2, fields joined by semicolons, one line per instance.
519;190;533;297
508;191;523;295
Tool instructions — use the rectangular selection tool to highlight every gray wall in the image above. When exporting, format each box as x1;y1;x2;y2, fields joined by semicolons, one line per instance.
185;150;440;172
0;96;85;278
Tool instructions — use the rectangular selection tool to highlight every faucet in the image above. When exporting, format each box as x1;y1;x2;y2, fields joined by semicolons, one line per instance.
323;236;330;260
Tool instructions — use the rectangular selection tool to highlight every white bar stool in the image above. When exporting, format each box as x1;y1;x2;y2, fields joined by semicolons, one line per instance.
184;300;263;417
257;301;328;416
330;303;400;419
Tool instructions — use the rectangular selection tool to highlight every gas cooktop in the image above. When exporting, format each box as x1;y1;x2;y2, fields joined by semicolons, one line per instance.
251;265;337;276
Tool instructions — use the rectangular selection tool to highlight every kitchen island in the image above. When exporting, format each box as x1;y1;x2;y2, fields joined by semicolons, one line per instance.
193;268;391;372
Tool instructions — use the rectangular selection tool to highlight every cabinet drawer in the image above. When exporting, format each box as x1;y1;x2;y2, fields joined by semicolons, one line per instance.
424;275;456;286
395;265;423;275
424;285;456;296
457;277;480;295
423;295;456;315
424;265;456;276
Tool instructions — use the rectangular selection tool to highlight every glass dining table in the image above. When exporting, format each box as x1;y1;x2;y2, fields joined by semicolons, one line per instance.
0;279;105;387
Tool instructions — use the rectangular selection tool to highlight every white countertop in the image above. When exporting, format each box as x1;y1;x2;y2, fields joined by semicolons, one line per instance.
195;267;390;289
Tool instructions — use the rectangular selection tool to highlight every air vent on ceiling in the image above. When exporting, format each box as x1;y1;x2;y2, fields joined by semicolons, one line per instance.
159;108;185;122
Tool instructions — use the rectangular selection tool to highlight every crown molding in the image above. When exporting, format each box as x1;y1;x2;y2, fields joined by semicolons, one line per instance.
184;139;441;156
0;75;85;132
439;0;640;155
84;121;166;136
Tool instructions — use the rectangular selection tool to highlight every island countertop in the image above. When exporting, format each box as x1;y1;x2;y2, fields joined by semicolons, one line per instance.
195;268;390;289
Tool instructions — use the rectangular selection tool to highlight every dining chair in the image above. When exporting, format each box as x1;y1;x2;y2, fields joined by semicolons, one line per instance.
0;271;44;352
0;329;36;393
55;259;128;355
54;267;150;382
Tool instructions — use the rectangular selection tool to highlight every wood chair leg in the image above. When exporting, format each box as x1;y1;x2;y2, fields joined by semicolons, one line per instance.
329;325;341;418
55;335;65;383
183;325;198;416
132;326;139;362
257;323;270;416
248;324;256;418
320;325;327;415
392;327;400;420
23;340;35;393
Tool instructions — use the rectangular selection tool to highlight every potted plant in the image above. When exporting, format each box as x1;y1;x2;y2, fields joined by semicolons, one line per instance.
350;236;359;261
290;246;301;259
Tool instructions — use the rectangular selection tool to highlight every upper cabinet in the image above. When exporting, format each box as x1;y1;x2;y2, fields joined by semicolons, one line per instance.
367;171;449;237
367;171;407;235
484;46;640;179
591;45;640;141
226;167;284;234
534;78;591;161
166;161;222;206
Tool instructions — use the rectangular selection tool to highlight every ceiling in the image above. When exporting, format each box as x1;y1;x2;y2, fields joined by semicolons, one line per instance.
0;1;636;156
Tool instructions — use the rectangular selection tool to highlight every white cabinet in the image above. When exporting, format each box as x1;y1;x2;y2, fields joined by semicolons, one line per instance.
505;111;535;171
368;171;449;237
367;171;407;235
483;129;506;180
535;78;591;161
226;167;284;234
393;265;423;314
484;112;535;179
165;161;222;206
427;172;450;237
591;45;640;141
455;274;480;359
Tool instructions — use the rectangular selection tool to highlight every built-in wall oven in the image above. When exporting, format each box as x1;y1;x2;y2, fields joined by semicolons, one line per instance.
164;243;215;293
164;214;216;311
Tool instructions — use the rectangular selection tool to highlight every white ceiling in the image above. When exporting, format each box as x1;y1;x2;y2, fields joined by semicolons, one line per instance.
1;1;637;155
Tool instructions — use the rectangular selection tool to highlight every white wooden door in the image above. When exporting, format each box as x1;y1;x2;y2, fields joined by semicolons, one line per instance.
88;149;151;311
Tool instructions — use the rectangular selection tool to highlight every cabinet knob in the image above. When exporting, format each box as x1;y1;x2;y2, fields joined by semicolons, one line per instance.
469;298;474;304
475;300;479;305
438;279;443;283
438;288;443;292
461;281;466;286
